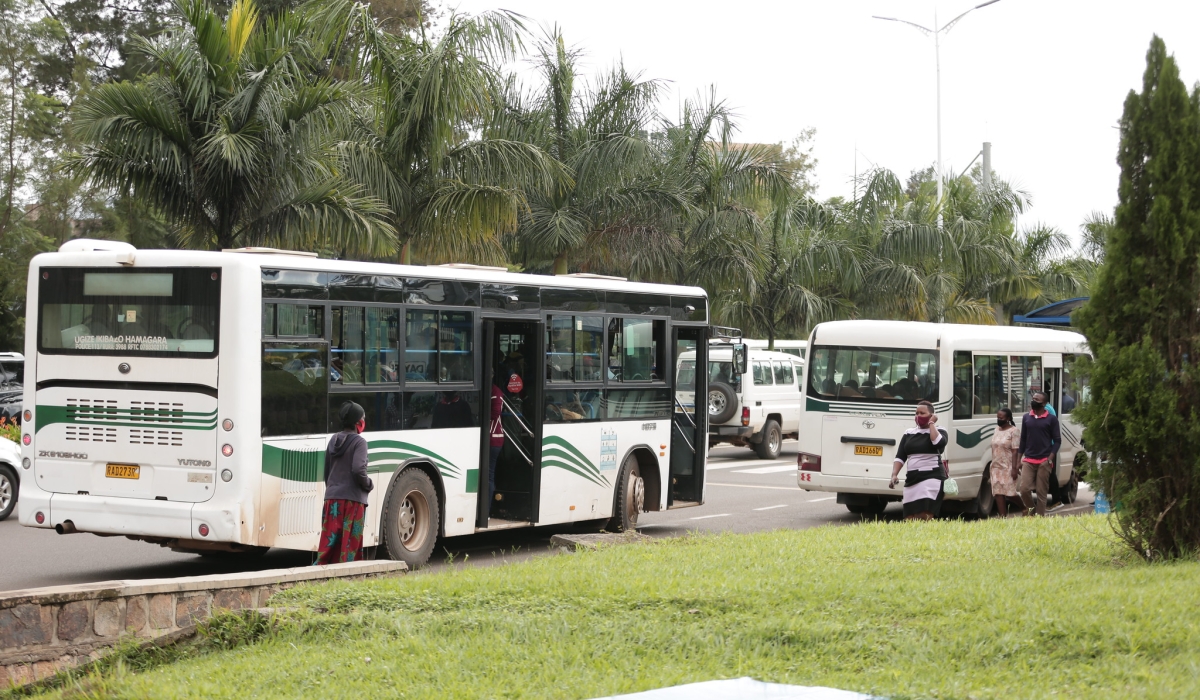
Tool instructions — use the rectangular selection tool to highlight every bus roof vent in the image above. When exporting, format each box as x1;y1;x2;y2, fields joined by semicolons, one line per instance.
59;239;136;254
433;263;508;272
560;272;627;281
222;247;318;258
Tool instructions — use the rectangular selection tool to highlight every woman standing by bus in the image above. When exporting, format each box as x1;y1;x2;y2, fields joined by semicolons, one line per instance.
989;408;1022;517
888;400;948;520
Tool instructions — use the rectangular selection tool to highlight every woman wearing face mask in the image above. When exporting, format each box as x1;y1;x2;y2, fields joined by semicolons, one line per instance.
989;408;1021;517
888;400;948;520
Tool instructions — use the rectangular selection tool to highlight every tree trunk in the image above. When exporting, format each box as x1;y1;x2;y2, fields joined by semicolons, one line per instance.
400;241;412;266
553;250;568;275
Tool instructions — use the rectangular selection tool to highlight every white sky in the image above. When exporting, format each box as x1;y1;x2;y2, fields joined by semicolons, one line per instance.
449;0;1200;246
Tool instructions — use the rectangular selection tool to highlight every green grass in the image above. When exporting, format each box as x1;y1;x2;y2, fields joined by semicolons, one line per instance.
17;515;1200;699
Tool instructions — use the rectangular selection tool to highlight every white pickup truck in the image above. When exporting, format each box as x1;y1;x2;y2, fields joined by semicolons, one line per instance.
678;341;804;460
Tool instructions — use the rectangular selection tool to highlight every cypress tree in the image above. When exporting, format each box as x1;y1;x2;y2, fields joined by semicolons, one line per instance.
1075;36;1200;558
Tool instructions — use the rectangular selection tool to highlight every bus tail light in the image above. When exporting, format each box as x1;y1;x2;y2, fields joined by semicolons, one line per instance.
35;511;45;524
198;523;210;537
221;444;233;457
741;407;750;426
22;434;30;445
798;453;822;472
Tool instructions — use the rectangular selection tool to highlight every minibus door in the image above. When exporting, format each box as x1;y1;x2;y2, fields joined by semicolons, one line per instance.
669;326;708;506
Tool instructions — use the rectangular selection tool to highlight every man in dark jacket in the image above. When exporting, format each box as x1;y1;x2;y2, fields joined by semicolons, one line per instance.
1016;391;1061;516
316;401;374;564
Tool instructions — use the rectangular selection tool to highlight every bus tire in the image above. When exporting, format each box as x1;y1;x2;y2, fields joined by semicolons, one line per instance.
708;383;738;423
607;455;644;532
754;420;782;460
0;463;17;521
381;468;440;569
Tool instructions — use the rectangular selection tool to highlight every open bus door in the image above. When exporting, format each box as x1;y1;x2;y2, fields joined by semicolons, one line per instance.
669;326;708;506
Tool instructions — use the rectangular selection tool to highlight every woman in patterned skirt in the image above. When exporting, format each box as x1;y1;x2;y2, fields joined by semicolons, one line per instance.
317;401;374;564
989;407;1022;516
888;400;948;520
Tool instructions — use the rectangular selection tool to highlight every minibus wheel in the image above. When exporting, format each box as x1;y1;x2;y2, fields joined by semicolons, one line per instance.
0;463;16;521
607;456;644;532
381;468;440;569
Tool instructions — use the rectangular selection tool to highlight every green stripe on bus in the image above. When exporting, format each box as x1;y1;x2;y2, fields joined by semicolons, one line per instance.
955;426;996;449
262;441;462;482
35;404;217;433
540;458;608;487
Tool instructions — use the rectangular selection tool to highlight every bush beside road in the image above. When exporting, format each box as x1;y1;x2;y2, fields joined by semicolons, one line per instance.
13;514;1199;699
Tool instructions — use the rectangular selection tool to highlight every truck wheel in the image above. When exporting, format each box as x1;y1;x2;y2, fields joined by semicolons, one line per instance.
708;383;738;423
0;464;16;521
607;455;644;532
381;468;440;569
754;420;782;460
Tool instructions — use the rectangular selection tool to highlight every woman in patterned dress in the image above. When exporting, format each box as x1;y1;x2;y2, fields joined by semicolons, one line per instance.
989;407;1021;516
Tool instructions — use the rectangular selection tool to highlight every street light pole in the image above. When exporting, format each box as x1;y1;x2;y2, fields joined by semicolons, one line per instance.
873;0;1001;230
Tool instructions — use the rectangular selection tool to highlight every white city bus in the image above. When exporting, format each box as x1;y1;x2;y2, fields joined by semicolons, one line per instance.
796;321;1088;516
18;241;711;567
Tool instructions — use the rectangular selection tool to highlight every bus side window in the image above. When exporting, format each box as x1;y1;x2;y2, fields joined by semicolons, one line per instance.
1061;354;1086;414
973;355;1007;415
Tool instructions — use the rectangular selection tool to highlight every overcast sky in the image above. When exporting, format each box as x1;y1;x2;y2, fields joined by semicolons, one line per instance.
449;0;1200;246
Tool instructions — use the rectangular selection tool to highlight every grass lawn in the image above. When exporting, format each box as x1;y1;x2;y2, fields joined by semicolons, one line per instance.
16;515;1200;699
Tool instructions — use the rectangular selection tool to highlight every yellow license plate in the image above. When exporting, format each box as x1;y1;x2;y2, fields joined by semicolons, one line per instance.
105;463;141;480
854;445;884;457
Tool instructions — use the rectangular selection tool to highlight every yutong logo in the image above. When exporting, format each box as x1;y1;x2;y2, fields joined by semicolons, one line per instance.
178;459;213;467
39;450;88;460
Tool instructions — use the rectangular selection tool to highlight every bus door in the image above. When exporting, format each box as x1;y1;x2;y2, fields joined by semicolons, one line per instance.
476;319;543;527
669;326;708;506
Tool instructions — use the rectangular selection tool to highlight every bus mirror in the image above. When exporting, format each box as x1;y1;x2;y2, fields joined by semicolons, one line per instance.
733;344;748;375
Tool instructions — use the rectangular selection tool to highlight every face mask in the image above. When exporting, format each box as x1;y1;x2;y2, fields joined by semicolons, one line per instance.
915;414;931;428
1031;401;1044;412
997;418;1008;427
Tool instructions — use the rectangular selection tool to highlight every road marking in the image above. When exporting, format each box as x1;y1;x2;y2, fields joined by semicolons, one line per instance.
733;465;796;475
807;496;836;502
689;513;731;520
706;482;796;491
753;504;788;511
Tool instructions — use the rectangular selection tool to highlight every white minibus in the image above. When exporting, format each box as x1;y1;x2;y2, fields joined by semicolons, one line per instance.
796;321;1088;515
744;338;807;360
18;241;712;567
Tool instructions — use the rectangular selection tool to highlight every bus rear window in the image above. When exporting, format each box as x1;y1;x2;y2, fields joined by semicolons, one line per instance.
38;267;220;357
807;345;939;403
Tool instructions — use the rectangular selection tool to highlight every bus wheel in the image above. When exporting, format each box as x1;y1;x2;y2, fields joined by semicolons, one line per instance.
754;420;782;460
608;456;644;532
382;468;440;569
0;464;16;521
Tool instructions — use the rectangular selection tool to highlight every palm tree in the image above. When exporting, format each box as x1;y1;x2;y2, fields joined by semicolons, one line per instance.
336;8;563;266
662;93;790;297
720;192;863;346
70;0;395;255
497;29;686;277
839;167;1026;325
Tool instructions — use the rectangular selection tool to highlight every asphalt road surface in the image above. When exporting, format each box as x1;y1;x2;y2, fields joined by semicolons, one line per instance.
0;442;1093;592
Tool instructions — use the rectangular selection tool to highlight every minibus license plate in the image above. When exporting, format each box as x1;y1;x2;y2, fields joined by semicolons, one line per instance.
105;463;140;480
854;445;884;457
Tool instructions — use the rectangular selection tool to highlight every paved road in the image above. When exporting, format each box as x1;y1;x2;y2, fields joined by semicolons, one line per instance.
0;442;1093;592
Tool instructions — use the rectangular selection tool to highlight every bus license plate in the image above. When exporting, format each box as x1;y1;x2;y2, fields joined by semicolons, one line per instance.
854;445;884;457
105;463;141;480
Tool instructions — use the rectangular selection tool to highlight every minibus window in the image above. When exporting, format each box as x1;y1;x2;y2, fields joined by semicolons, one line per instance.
973;355;1008;414
952;351;974;419
807;346;939;404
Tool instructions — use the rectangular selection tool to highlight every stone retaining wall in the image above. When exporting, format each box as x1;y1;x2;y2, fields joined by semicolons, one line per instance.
1;560;406;688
